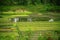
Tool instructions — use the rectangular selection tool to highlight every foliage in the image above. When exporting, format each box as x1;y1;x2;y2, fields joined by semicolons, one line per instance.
0;0;60;6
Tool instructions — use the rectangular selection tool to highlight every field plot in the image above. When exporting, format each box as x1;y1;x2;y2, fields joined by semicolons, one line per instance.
0;0;60;40
0;21;60;40
17;21;60;31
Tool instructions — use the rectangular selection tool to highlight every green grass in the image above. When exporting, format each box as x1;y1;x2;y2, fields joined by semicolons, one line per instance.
0;5;60;40
2;12;32;15
0;32;18;40
0;30;59;40
0;21;60;31
16;21;60;31
0;21;60;40
1;21;59;31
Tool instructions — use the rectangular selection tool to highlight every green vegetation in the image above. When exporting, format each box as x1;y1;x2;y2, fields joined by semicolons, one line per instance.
0;32;18;40
1;5;60;13
0;0;60;40
16;21;60;31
